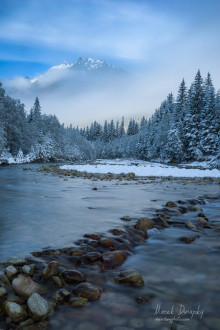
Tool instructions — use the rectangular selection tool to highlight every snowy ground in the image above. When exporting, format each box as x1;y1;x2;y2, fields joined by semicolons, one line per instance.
61;159;220;178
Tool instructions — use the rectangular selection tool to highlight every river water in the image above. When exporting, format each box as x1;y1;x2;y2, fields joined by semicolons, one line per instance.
0;164;219;262
0;164;219;329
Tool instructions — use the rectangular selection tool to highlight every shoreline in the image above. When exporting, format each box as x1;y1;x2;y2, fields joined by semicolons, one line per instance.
37;164;220;183
1;188;219;329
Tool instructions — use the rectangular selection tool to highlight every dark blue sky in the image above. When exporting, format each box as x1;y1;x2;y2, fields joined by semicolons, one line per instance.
1;0;220;81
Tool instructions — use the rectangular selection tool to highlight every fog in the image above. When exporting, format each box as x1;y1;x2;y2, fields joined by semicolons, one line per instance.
3;67;181;127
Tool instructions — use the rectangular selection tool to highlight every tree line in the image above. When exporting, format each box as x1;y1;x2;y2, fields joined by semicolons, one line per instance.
78;70;220;163
0;70;219;164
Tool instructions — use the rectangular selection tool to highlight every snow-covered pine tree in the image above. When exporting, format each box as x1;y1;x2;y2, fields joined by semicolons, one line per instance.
200;73;218;155
185;70;205;159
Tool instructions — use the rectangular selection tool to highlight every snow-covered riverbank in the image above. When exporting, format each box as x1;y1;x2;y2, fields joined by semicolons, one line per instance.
61;159;220;178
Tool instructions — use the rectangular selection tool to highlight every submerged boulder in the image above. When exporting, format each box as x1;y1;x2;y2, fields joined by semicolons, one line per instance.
61;270;85;283
114;269;144;287
42;261;59;280
166;201;177;207
73;282;101;301
135;217;153;230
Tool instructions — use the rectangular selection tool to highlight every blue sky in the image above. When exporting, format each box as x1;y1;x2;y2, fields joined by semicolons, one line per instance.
1;0;220;80
1;0;220;126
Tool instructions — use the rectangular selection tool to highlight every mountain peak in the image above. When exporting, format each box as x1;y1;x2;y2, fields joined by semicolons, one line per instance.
50;57;120;73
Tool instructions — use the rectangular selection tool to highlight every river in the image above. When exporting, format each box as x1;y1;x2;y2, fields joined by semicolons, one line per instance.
0;164;219;329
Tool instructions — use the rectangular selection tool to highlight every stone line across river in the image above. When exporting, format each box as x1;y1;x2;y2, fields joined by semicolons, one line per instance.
0;191;219;330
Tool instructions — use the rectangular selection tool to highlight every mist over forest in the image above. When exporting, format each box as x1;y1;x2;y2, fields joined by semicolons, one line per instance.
0;69;219;167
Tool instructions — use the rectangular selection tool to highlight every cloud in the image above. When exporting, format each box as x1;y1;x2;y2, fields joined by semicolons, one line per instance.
0;0;180;64
3;65;180;127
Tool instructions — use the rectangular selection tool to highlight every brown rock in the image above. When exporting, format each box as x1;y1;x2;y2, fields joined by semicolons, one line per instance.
180;236;200;244
166;201;177;207
87;239;99;247
103;250;127;269
68;249;84;256
55;288;71;303
111;229;125;236
83;252;103;264
73;282;101;301
32;252;42;258
84;233;100;240
198;212;207;219
100;238;114;248
197;218;209;226
62;270;85;283
114;269;144;287
135;217;153;230
12;275;40;299
127;227;147;242
42;261;59;280
158;214;170;220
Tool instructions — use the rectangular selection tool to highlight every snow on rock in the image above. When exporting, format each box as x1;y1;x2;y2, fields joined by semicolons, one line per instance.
60;159;220;178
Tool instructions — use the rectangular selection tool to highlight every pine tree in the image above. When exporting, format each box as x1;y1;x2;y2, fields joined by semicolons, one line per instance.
185;70;205;159
200;73;217;155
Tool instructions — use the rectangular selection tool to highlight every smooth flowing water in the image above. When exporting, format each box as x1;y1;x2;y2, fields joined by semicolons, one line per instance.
0;164;219;330
0;164;219;262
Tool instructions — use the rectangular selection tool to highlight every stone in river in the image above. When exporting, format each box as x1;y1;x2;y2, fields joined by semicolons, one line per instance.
55;288;71;303
7;257;26;266
5;265;18;279
0;286;7;299
197;218;209;226
166;201;177;207
135;217;153;230
22;264;37;276
27;293;49;319
120;216;131;221
180;236;200;244
185;220;196;229
73;282;101;301
12;275;40;299
42;261;59;280
84;233;100;240
102;250;127;269
61;270;85;283
100;238;114;248
114;269;144;287
3;301;27;322
136;295;150;304
51;276;65;288
83;252;103;264
68;296;88;307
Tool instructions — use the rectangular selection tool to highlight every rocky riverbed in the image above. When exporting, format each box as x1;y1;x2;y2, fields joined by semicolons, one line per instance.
0;188;220;329
0;164;219;329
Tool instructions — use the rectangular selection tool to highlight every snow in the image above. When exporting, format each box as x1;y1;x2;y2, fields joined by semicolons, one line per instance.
60;159;220;178
50;61;74;70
